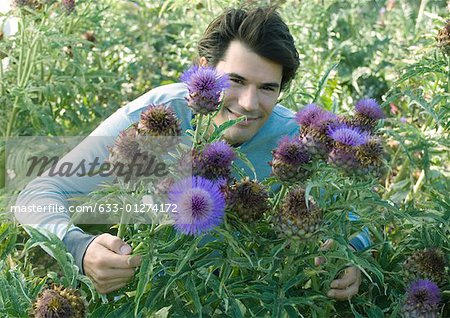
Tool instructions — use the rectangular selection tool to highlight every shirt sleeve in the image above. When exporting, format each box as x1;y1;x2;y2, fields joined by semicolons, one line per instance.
348;212;372;251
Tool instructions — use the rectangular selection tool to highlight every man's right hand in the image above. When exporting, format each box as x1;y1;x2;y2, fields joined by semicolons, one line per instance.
83;233;141;294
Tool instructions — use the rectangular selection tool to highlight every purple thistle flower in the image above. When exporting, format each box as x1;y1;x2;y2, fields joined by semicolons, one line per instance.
195;141;235;180
61;0;75;15
272;136;310;165
328;125;369;147
295;104;338;136
138;104;181;137
355;98;385;120
406;280;441;307
295;104;325;127
270;136;311;182
109;124;141;164
168;176;225;236
328;148;361;172
202;141;235;167
180;65;230;114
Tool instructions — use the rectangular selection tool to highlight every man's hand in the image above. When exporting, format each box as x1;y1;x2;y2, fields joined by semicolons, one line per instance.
83;233;141;294
326;266;361;300
314;239;361;300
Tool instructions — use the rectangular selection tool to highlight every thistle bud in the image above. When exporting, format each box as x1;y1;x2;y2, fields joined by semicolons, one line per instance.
403;248;448;286
61;0;75;15
33;285;86;318
275;187;322;240
352;98;385;132
137;104;182;153
401;279;441;318
270;136;311;182
437;20;450;55
225;177;270;223
197;141;236;180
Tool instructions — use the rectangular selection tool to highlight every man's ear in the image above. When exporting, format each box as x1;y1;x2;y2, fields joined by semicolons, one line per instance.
199;57;208;67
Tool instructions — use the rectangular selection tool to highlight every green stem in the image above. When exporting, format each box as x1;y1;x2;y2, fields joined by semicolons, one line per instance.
193;114;204;147
200;114;212;142
0;53;4;100
405;169;426;202
6;96;20;137
274;184;288;211
274;242;302;318
6;12;42;137
447;54;450;93
414;0;428;35
17;10;25;86
117;222;127;240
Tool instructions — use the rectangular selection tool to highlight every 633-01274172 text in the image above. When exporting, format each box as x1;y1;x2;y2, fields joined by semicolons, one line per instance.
76;203;178;214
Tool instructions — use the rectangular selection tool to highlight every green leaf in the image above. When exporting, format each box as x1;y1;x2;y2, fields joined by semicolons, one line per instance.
313;62;339;104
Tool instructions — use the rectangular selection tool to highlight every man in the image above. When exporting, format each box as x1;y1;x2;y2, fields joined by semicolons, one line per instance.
16;6;368;298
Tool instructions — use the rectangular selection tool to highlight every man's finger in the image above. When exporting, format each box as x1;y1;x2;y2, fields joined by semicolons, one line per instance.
95;233;132;255
330;267;359;289
127;254;142;268
314;256;326;266
93;248;141;269
97;281;129;295
92;267;135;281
319;239;334;252
327;281;359;300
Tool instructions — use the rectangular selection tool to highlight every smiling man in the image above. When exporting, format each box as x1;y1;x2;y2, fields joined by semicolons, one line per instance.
205;40;283;146
16;6;370;298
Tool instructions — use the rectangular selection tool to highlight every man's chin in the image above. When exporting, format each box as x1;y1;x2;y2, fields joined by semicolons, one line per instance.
223;127;256;146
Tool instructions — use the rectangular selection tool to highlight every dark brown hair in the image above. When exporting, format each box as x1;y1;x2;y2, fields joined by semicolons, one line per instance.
197;6;299;91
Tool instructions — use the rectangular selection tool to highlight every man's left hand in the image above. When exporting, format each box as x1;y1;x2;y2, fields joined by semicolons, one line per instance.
326;266;361;300
315;239;361;300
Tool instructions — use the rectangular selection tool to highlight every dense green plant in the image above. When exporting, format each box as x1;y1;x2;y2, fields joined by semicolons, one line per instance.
0;0;449;317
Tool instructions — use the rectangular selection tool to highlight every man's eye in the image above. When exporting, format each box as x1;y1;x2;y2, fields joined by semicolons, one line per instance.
231;78;244;85
261;86;274;91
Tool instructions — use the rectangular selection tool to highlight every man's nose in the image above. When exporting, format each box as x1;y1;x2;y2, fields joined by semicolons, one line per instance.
238;85;259;112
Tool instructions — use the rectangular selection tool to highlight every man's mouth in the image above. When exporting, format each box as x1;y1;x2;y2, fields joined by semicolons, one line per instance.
226;108;259;126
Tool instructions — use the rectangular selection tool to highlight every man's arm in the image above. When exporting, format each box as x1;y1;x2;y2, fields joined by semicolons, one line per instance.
315;213;372;300
14;107;139;292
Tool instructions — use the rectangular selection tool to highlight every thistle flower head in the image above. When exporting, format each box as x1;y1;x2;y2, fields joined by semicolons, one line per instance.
276;187;322;240
195;141;235;180
202;141;235;168
356;137;385;168
328;148;362;172
61;0;75;15
295;104;337;131
138;104;181;137
168;176;225;235
328;125;369;147
33;285;86;318
180;65;230;114
404;248;448;285
225;177;270;223
437;20;450;55
109;124;140;164
406;279;441;307
355;98;385;121
272;136;311;165
270;136;311;182
34;289;73;318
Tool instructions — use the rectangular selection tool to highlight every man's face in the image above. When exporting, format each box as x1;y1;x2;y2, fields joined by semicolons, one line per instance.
206;41;283;145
